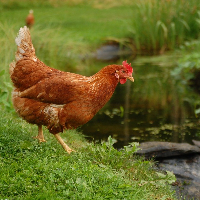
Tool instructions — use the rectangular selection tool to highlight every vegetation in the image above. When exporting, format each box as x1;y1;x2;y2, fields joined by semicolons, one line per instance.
129;0;200;54
0;109;176;199
171;40;200;116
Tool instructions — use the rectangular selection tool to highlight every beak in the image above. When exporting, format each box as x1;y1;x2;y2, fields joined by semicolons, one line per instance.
127;76;134;82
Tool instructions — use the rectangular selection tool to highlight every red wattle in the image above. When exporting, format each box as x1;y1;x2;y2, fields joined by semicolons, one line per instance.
120;78;127;84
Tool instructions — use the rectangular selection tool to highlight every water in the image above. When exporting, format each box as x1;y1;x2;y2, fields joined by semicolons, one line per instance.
81;59;200;148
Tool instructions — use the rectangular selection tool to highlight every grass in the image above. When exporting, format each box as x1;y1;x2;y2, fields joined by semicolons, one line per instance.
0;109;176;199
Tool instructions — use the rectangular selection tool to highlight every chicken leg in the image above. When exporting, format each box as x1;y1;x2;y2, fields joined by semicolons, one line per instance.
33;125;46;142
54;133;74;154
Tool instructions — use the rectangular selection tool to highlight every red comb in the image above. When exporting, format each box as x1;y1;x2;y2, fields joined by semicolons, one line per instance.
122;60;133;74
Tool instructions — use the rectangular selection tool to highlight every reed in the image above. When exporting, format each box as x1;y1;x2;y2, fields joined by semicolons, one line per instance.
129;0;200;54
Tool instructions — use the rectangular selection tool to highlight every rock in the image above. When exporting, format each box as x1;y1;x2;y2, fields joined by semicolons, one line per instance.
135;141;200;199
95;43;134;61
96;44;120;61
136;142;200;199
157;155;200;200
158;155;200;182
136;142;200;158
192;139;200;148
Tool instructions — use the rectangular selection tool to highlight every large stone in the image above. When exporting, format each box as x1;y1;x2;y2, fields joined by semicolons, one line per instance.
135;142;200;199
192;139;200;148
96;44;120;61
157;155;200;200
136;141;200;158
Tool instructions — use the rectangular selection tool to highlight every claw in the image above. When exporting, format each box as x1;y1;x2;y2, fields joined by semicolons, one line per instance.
33;135;46;143
33;125;46;142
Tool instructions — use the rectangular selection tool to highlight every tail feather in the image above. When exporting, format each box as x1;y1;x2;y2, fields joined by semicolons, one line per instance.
15;26;36;62
9;61;15;76
9;26;37;76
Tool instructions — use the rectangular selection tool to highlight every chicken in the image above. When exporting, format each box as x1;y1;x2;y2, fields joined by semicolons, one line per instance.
9;26;134;153
26;10;34;29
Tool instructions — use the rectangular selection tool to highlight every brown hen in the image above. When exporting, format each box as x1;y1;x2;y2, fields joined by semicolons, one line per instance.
10;26;134;153
26;10;34;29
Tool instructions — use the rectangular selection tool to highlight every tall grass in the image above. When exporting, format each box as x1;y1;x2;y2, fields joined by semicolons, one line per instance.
0;22;17;110
129;0;200;54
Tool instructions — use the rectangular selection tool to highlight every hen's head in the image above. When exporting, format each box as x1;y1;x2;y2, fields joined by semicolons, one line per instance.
115;61;134;84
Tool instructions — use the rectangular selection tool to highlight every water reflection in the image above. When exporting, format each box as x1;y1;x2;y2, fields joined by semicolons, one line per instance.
81;61;200;148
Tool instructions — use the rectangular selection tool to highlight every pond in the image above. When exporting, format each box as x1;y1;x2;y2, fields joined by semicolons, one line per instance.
81;57;200;148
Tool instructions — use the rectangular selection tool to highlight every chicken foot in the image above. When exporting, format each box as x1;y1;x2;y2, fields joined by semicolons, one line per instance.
54;133;74;154
33;125;46;142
